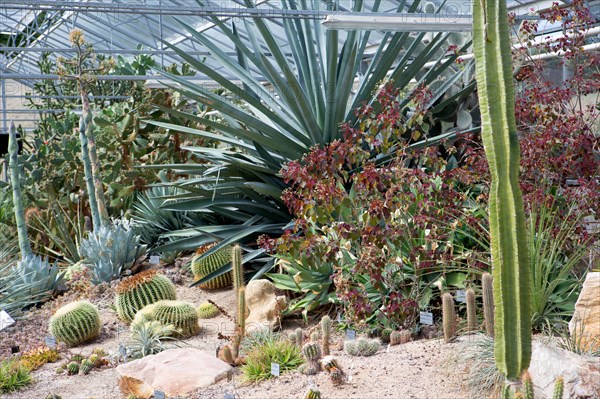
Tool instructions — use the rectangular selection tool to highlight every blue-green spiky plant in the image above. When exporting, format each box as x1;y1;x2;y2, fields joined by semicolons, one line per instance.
49;300;101;347
472;0;532;392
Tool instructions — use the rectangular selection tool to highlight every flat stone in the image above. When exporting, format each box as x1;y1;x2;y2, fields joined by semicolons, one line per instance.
245;279;286;332
569;272;600;352
528;341;600;399
117;348;231;399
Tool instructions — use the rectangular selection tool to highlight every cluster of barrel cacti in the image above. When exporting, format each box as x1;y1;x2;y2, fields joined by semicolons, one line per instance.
115;270;177;322
344;338;379;357
191;243;233;289
49;301;101;347
55;348;107;376
133;300;200;337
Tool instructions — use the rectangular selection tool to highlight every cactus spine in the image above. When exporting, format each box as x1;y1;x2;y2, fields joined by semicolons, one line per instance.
473;0;532;383
466;288;477;332
321;315;332;355
8;122;31;256
552;376;564;399
442;293;457;342
49;301;101;347
482;272;495;336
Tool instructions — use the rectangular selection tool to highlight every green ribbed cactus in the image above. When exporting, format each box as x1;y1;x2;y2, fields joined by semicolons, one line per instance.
8;122;31;256
390;330;411;346
231;245;245;359
198;302;220;319
466;288;477;332
298;363;320;375
88;354;100;367
442;293;457;342
552;376;564;399
473;0;532;385
49;301;101;347
522;372;534;399
482;272;495;336
380;328;392;344
66;362;79;375
305;388;321;399
344;338;379;356
78;115;100;229
330;366;344;385
115;270;176;322
293;327;303;347
79;359;93;375
302;342;322;362
191;244;233;289
321;315;332;356
134;300;200;337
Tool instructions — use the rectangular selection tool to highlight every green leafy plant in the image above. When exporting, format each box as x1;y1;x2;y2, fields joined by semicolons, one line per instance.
49;300;102;347
0;359;32;393
241;338;303;382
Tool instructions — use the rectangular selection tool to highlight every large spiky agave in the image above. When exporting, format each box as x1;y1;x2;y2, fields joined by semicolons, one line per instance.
78;219;147;283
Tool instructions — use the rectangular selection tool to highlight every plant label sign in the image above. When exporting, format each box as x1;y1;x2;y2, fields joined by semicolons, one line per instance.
153;390;166;399
346;329;356;340
0;310;15;331
455;290;467;303
419;311;434;326
45;336;57;348
270;362;280;377
149;255;160;265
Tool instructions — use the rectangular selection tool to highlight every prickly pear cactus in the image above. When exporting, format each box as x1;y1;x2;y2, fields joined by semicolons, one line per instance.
49;301;101;347
197;302;220;319
115;270;176;322
191;243;233;289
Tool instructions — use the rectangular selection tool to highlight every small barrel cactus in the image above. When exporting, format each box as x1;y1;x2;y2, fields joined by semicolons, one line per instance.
321;315;332;356
115;270;176;322
344;338;379;357
330;366;345;385
305;388;321;399
320;355;338;372
302;342;322;362
198;302;220;319
49;301;101;347
298;363;320;375
66;362;79;375
88;354;100;367
134;300;200;337
79;359;93;375
380;328;392;344
442;293;457;342
191;243;233;289
71;354;85;364
390;330;411;346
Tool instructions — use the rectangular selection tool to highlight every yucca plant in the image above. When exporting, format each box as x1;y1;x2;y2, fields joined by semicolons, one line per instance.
145;0;477;282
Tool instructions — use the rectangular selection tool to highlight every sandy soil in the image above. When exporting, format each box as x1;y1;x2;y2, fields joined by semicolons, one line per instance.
2;263;473;399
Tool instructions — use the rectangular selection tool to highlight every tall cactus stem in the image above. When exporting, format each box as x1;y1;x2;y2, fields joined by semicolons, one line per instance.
472;0;532;382
8;122;32;257
442;293;457;342
78;116;101;229
321;315;332;356
552;376;564;399
231;245;245;359
232;244;244;292
482;272;495;336
466;288;477;332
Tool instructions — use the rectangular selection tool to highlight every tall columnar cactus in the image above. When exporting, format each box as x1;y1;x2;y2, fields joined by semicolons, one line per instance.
8;122;31;256
49;300;101;347
115;270;176;322
134;300;200;337
442;293;457;342
482;272;495;336
299;342;322;375
321;315;332;355
230;245;246;360
472;0;532;385
552;377;564;399
466;288;477;332
191;243;233;289
78;115;100;230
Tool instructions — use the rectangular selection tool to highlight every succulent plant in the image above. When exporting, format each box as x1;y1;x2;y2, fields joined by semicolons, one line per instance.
79;219;147;284
482;272;494;336
115;270;176;322
221;346;234;364
71;354;84;364
380;328;392;344
133;300;200;337
66;362;79;375
190;243;232;289
344;338;379;357
197;302;220;319
466;288;477;332
330;366;345;385
91;347;107;357
310;330;320;342
442;293;457;342
553;376;564;399
390;330;411;346
522;371;534;399
79;359;93;375
321;316;332;355
293;328;303;347
88;354;100;367
298;363;320;375
304;387;321;399
320;355;338;372
49;301;101;347
13;254;64;298
302;342;322;362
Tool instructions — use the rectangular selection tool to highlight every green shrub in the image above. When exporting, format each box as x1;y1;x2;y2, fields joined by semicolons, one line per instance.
49;300;101;347
241;338;303;382
0;359;32;393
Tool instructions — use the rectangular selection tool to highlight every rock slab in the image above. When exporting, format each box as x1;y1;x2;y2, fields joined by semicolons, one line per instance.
117;348;231;398
528;341;600;399
569;272;600;352
245;279;286;332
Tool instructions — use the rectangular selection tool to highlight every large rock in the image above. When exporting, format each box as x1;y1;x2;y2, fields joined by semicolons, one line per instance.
528;341;600;399
245;279;286;332
117;348;231;398
569;272;600;352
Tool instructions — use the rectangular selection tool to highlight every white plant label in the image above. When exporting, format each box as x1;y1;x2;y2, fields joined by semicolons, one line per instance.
45;336;57;348
149;255;160;265
346;329;356;340
270;362;280;377
420;311;434;325
455;290;467;303
153;390;166;399
0;310;15;331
